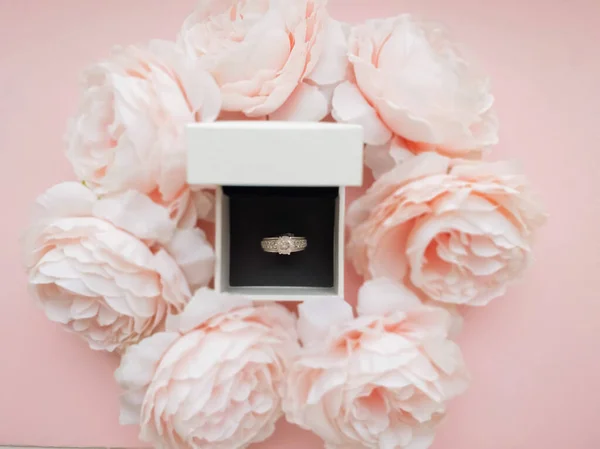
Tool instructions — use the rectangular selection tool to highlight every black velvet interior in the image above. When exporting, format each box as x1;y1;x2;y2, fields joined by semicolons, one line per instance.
224;186;337;288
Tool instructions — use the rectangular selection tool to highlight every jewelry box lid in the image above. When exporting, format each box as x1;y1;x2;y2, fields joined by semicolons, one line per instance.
186;122;364;187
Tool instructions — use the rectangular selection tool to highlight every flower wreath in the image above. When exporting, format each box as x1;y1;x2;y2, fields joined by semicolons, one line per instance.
23;1;546;448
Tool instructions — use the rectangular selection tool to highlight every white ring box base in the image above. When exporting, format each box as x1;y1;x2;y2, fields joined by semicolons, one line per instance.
187;122;364;301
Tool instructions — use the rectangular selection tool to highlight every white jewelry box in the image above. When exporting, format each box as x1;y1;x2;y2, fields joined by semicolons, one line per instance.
186;122;363;301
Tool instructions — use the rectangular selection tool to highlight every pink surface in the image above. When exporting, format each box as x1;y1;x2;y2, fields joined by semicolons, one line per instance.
1;0;599;447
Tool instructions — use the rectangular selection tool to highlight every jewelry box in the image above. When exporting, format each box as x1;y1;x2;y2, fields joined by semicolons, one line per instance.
186;122;363;301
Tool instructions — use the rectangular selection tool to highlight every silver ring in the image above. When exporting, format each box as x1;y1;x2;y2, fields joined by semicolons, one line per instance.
261;234;307;255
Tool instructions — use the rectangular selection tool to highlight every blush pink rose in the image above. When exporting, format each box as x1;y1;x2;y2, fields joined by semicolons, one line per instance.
23;182;215;352
283;278;469;449
347;153;547;306
66;40;221;214
115;288;299;449
332;14;498;173
178;0;349;120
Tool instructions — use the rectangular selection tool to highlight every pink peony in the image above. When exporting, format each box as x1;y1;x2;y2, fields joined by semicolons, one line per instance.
283;278;469;449
23;182;214;352
115;288;299;449
66;40;221;215
347;153;546;306
332;15;498;175
178;0;349;120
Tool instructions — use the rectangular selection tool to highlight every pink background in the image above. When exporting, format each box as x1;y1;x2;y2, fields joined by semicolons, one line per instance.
1;0;599;447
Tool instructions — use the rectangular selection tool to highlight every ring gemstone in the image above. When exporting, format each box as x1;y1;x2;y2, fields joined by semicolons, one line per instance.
261;234;307;255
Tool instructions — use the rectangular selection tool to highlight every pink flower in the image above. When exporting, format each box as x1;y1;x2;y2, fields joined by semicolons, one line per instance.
332;15;498;175
23;182;215;352
115;289;299;449
283;278;469;449
66;40;221;215
347;153;547;306
178;0;349;120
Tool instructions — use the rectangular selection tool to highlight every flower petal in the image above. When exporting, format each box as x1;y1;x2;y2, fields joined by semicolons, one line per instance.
93;190;175;243
357;278;423;317
33;182;95;220
297;297;354;346
306;19;349;86
164;228;215;289
166;288;251;333
332;81;392;145
269;83;329;122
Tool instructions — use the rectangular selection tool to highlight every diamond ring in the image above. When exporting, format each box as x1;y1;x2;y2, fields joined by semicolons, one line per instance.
261;234;307;255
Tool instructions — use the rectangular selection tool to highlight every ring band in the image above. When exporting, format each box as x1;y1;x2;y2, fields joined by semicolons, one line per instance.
261;234;307;255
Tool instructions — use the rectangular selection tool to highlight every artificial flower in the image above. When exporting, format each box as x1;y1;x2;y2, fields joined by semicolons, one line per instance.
115;288;299;449
283;278;469;449
332;14;498;175
347;153;546;306
23;182;214;352
179;0;348;120
66;40;221;214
